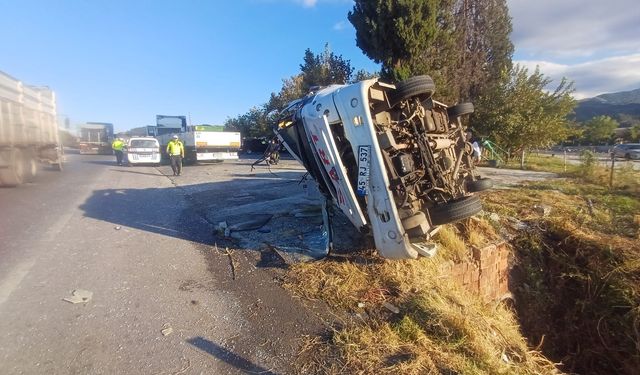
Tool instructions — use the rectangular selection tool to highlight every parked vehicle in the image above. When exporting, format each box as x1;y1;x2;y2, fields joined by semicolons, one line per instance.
612;143;640;160
125;137;161;165
78;122;114;154
276;75;492;259
0;70;63;186
156;125;241;163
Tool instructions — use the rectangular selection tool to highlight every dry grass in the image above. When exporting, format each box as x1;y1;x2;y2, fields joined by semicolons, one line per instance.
286;159;639;374
287;252;558;374
434;225;468;262
482;179;640;374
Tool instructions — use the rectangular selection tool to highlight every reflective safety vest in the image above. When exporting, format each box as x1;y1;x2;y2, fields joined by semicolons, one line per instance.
167;140;184;156
112;139;124;151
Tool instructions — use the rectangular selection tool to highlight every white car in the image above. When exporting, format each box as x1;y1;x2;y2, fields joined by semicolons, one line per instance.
612;143;640;160
125;137;161;165
276;75;491;259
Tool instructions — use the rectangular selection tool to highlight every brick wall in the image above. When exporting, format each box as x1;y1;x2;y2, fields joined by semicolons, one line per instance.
438;241;511;301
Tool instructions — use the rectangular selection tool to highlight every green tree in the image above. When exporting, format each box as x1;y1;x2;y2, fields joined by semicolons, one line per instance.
351;69;379;83
473;65;576;159
453;0;513;102
582;115;619;144
224;107;271;137
225;46;355;137
300;44;354;92
348;0;513;106
629;124;640;142
348;0;455;83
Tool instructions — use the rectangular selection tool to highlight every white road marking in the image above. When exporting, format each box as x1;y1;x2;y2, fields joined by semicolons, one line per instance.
0;259;35;306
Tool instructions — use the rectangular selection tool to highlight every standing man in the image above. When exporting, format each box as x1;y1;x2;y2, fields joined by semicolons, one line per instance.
167;134;185;176
111;137;125;166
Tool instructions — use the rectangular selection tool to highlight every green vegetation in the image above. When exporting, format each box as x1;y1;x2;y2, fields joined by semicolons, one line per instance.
349;0;513;104
224;45;363;137
473;65;576;159
582;115;619;144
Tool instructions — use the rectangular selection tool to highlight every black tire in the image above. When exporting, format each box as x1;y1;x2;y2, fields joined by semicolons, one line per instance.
467;177;493;192
447;102;474;119
0;149;25;186
429;195;482;225
23;153;38;182
52;162;63;171
388;75;435;107
625;153;631;160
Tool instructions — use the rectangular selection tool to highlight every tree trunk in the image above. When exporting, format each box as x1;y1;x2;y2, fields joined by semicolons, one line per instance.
520;149;526;169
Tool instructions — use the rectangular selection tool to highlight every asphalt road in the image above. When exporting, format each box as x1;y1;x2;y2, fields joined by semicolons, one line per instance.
0;153;325;375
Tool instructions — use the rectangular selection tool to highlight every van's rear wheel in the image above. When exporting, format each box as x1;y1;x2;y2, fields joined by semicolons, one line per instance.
467;178;493;192
429;196;482;225
447;102;474;119
388;75;436;107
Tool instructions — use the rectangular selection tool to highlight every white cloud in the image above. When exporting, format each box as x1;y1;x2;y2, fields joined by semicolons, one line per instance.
508;0;640;59
294;0;318;7
516;54;640;98
333;20;347;31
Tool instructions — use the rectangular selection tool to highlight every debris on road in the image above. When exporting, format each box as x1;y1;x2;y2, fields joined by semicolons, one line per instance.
114;226;121;230
533;204;552;217
62;289;93;304
161;324;173;336
382;301;400;314
228;214;273;232
223;247;237;280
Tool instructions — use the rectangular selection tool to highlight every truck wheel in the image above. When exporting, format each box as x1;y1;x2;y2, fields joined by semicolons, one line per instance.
447;102;474;119
52;162;63;171
429;196;482;225
466;177;493;192
388;75;436;107
0;150;25;187
23;153;38;182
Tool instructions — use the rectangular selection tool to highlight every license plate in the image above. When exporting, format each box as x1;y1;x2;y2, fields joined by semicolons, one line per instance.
356;145;371;196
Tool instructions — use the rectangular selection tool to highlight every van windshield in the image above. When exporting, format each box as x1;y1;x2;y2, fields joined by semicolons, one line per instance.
130;140;157;148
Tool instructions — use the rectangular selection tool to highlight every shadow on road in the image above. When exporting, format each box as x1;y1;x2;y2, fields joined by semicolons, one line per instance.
82;160;119;166
78;183;215;245
111;169;165;177
187;337;278;374
77;171;308;246
77;168;362;261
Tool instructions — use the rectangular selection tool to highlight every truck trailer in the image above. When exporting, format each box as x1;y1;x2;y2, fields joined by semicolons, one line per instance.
0;70;63;186
78;122;114;154
156;125;240;163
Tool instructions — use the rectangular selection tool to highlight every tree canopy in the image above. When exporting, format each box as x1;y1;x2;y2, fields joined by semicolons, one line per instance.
348;0;513;104
224;46;359;137
582;115;619;144
473;65;576;156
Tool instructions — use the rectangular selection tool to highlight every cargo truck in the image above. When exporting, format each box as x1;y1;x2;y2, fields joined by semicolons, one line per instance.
78;122;114;154
0;70;63;186
156;125;241;163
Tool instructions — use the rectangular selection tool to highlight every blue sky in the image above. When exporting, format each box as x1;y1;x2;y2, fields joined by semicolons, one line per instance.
2;0;638;132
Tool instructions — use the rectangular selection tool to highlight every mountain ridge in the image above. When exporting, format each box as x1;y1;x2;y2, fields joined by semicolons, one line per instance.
573;88;640;123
